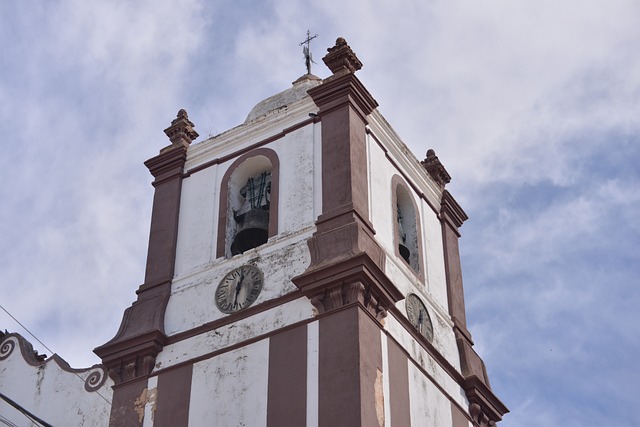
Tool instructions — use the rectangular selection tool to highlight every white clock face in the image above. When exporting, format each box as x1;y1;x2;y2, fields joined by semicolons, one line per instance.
405;293;433;342
215;265;263;313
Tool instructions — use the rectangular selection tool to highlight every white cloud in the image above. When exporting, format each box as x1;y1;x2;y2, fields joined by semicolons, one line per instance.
1;1;639;425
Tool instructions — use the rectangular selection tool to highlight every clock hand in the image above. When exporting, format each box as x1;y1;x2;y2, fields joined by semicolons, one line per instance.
418;309;424;333
233;271;245;307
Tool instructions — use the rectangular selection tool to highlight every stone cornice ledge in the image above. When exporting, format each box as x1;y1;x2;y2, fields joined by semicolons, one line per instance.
463;375;509;426
308;72;379;120
441;189;469;231
292;252;404;321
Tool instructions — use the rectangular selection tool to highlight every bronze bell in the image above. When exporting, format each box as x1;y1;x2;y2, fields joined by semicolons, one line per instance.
399;244;411;263
231;208;269;255
397;204;410;263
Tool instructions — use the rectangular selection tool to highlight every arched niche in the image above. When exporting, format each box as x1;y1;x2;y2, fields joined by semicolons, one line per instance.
392;175;424;279
216;148;280;258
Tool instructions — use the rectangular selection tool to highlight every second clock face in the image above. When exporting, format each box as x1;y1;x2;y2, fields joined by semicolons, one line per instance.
215;265;263;314
405;293;434;342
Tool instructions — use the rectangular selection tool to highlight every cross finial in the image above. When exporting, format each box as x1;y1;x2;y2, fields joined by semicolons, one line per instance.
299;30;318;74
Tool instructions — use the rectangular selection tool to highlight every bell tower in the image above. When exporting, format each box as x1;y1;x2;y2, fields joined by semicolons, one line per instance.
95;37;508;427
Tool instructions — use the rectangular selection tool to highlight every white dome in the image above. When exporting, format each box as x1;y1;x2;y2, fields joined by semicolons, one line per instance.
244;74;322;123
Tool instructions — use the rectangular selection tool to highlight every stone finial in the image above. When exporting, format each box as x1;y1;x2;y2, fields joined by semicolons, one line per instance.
163;109;199;148
421;149;451;187
322;37;363;76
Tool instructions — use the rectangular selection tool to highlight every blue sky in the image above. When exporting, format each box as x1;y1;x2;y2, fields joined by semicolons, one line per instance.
1;1;639;426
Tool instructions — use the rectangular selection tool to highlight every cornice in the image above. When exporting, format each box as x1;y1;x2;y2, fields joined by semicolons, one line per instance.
308;72;379;119
464;375;509;425
144;144;188;184
293;253;403;322
441;189;469;230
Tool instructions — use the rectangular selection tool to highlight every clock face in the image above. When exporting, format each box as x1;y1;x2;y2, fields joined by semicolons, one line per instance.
405;293;433;342
215;265;263;313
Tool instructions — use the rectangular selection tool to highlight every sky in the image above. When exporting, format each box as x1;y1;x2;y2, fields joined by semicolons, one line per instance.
1;1;639;426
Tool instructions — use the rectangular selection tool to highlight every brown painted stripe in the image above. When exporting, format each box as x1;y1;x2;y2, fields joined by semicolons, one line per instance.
383;326;471;421
386;306;465;385
154;363;193;427
267;325;307;427
108;377;147;427
451;400;470;427
318;305;384;427
318;306;362;427
387;338;411;427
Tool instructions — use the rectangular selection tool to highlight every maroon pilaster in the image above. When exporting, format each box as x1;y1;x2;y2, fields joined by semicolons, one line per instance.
293;38;402;427
318;306;384;427
305;38;383;272
296;39;401;319
108;378;147;427
440;190;472;343
387;338;410;427
95;110;198;425
267;325;307;427
154;364;194;427
440;189;508;425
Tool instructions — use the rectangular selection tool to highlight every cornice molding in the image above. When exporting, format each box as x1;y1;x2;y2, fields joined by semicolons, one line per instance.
308;72;379;120
293;253;403;321
441;189;469;231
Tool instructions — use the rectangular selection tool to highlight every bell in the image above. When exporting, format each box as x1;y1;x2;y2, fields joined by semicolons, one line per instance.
399;244;411;263
231;208;269;255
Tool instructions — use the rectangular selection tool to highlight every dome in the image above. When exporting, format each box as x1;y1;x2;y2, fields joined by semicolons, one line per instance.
244;74;322;123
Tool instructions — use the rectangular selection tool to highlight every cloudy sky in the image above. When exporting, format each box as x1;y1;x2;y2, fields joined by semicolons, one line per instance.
1;1;639;426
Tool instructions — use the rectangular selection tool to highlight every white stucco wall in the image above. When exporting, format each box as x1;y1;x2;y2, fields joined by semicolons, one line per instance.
158;297;313;371
366;124;451;312
165;232;312;337
408;361;454;427
385;313;465;408
173;97;320;279
189;340;269;427
0;335;112;427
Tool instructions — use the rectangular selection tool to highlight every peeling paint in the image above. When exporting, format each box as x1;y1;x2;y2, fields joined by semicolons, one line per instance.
147;388;158;421
134;388;147;423
375;368;385;427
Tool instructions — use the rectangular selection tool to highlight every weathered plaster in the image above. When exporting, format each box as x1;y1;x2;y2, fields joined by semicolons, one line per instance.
189;340;269;427
0;335;112;427
165;233;312;336
385;314;467;410
157;298;313;371
408;362;454;426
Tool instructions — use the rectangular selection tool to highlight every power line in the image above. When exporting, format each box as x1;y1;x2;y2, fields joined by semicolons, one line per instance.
0;413;19;427
0;304;55;357
0;393;53;427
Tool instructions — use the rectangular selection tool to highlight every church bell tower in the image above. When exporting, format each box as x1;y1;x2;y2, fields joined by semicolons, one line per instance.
94;37;508;427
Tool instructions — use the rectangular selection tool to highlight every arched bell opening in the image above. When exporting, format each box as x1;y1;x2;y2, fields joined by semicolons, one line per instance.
395;181;420;274
224;154;275;257
231;171;271;255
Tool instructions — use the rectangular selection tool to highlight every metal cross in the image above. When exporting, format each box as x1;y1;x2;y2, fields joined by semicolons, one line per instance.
299;30;318;74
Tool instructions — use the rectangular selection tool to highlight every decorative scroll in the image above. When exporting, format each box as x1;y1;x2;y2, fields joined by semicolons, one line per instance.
84;366;108;392
0;336;16;360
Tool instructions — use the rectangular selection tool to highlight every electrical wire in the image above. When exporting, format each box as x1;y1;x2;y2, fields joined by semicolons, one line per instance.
0;413;19;427
0;304;139;427
0;393;52;427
